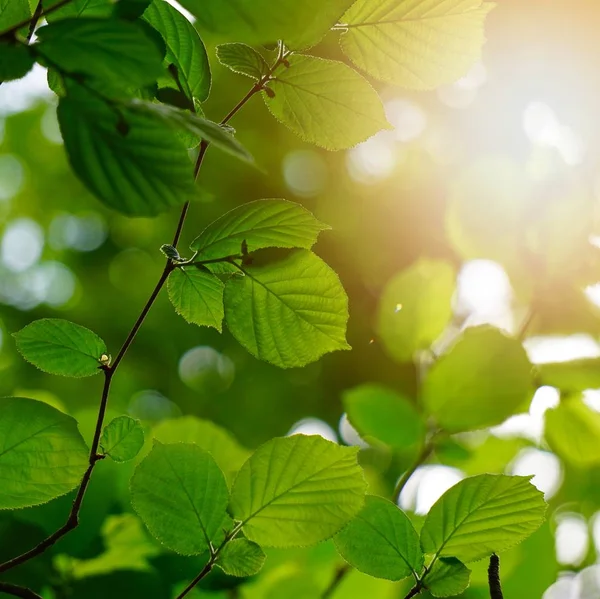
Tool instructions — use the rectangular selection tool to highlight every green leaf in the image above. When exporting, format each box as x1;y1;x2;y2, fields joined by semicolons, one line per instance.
343;384;425;451
152;416;249;485
42;0;113;23
424;557;470;598
333;495;423;581
377;259;455;362
0;397;89;509
100;416;144;463
216;539;265;577
422;326;533;432
230;434;366;547
224;250;350;368
0;0;31;32
216;43;269;80
265;54;390;151
142;0;211;103
13;318;107;377
178;0;355;49
130;442;230;555
339;0;495;89
36;18;164;92
0;42;35;82
168;266;225;331
57;86;195;216
113;0;152;21
190;199;329;259
420;474;547;562
537;358;600;392
545;397;600;467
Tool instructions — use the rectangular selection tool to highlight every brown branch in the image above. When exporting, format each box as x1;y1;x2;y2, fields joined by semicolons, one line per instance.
0;582;43;599
488;554;503;599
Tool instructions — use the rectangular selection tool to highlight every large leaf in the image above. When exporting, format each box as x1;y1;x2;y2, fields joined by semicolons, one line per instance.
190;199;328;259
57;86;195;216
168;266;225;331
0;41;35;82
216;43;270;80
13;318;107;377
177;0;355;49
224;250;350;368
537;358;600;392
130;442;230;555
0;397;89;509
334;495;423;581
343;384;425;451
422;326;533;432
377;259;455;362
424;557;470;598
42;0;113;23
216;539;265;577
420;474;547;562
265;54;390;151
339;0;495;89
142;0;211;103
230;434;366;547
100;416;144;463
0;0;30;32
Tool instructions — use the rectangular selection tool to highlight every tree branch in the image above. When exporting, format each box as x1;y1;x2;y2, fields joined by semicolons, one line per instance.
488;554;503;599
0;582;43;599
0;0;72;38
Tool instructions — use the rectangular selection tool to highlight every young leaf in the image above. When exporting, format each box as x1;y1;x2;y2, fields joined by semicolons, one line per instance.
0;397;89;509
168;266;225;331
422;326;533;432
339;0;495;89
537;358;600;392
265;54;390;151
190;199;329;259
57;86;195;217
216;43;270;80
343;385;425;451
420;474;547;562
0;42;35;82
333;495;423;581
377;259;456;362
13;318;107;377
100;416;145;462
230;434;366;547
36;18;164;92
216;538;266;577
142;0;211;103
424;557;471;598
42;0;113;23
224;250;350;368
130;442;230;555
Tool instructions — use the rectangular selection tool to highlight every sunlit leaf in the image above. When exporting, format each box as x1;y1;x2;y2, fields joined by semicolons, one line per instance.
537;358;600;392
424;557;470;598
100;416;144;462
217;43;270;80
216;538;265;577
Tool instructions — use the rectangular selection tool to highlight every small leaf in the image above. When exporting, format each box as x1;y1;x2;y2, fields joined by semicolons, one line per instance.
343;384;425;451
142;0;211;103
422;326;533;432
230;434;366;547
420;474;547;563
0;397;89;509
224;250;350;368
424;557;470;598
13;318;107;377
265;54;390;151
217;539;265;577
100;416;144;463
377;259;456;362
0;42;35;82
339;0;495;89
190;199;329;259
334;495;423;581
130;442;230;555
167;266;225;331
537;358;600;392
216;43;270;80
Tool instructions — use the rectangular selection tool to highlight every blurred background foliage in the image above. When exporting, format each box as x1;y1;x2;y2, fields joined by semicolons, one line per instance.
3;0;600;597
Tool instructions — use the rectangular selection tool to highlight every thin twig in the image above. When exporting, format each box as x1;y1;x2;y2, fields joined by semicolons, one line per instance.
0;0;72;37
26;0;43;41
488;554;503;599
322;564;351;599
0;582;43;599
403;584;422;599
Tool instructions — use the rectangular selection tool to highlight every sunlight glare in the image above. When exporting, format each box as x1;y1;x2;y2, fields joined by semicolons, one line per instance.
398;465;464;515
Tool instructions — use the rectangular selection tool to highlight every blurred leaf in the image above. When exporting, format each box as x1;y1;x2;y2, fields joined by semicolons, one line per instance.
420;474;547;562
130;442;230;554
339;0;494;89
537;358;600;392
68;570;170;598
142;0;211;103
113;0;152;21
230;435;366;547
100;416;144;462
167;266;225;331
423;557;470;598
0;397;88;509
0;42;35;82
216;538;265;577
333;495;423;581
224;250;350;368
13;318;107;377
377;259;455;362
422;326;533;432
42;0;113;23
343;384;425;451
216;43;270;80
265;55;390;151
